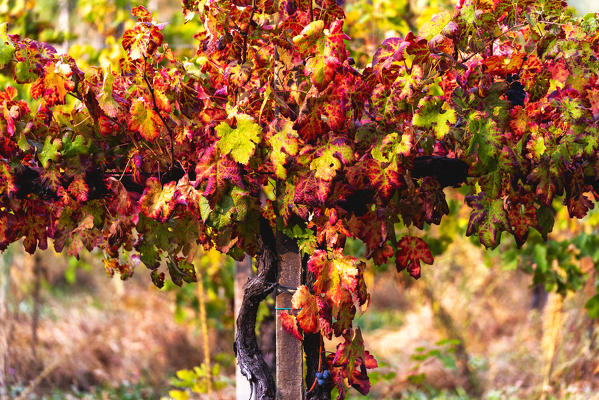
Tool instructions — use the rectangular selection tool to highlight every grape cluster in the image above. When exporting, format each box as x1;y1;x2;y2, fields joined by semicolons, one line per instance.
506;73;526;107
315;370;330;386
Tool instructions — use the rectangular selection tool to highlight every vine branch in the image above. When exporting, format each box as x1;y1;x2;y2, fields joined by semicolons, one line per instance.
143;56;175;168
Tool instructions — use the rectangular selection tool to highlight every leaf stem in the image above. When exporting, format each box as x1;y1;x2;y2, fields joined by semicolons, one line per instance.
241;0;256;64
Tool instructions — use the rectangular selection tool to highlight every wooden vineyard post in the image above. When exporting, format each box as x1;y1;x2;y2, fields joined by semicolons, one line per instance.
276;234;304;400
235;256;256;400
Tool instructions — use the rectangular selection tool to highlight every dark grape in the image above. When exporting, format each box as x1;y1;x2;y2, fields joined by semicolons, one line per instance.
285;0;297;15
506;80;526;107
315;370;329;385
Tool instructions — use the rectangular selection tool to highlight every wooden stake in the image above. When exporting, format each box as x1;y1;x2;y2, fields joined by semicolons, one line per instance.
276;234;303;400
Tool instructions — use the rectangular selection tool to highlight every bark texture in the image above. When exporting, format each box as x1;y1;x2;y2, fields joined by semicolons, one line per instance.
305;261;331;400
304;333;330;400
235;217;278;399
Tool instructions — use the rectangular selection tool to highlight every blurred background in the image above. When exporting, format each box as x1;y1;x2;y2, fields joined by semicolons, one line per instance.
1;0;599;399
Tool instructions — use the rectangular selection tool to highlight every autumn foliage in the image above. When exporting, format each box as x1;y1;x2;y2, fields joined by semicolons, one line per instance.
0;0;599;397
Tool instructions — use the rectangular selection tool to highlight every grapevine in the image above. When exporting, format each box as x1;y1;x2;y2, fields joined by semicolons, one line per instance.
0;0;598;399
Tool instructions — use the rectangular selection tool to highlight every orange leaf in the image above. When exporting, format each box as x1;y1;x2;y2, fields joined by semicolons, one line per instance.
280;311;302;340
139;178;177;221
291;285;320;334
128;98;163;141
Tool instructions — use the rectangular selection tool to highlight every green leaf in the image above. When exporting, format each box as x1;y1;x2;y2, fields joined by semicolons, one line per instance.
15;60;37;83
97;67;120;118
292;20;325;54
413;100;456;139
167;257;196;286
371;132;411;162
138;240;160;270
467;113;500;169
466;193;508;249
216;114;261;165
536;205;556;240
39;136;61;168
437;354;457;370
269;120;298;179
419;11;451;40
585;294;599;319
62;132;89;157
208;194;235;230
198;195;211;223
0;23;14;68
310;141;353;181
460;1;476;24
533;244;548;272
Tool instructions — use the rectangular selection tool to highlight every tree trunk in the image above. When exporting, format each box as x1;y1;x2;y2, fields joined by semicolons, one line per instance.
235;217;278;399
235;256;255;399
275;234;303;400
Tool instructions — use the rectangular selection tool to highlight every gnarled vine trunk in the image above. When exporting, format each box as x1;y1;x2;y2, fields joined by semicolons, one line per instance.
235;217;278;399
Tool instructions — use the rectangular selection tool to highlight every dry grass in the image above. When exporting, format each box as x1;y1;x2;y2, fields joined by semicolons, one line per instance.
1;248;232;398
362;237;599;399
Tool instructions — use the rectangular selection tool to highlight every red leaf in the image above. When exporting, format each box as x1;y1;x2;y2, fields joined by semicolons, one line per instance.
0;161;16;196
294;173;330;206
567;195;594;219
139;178;177;221
365;159;402;200
280;311;302;340
506;194;537;247
291;285;320;334
30;62;75;107
395;236;434;279
131;5;153;22
122;23;164;60
308;249;367;313
332;327;375;395
317;297;334;339
67;175;89;202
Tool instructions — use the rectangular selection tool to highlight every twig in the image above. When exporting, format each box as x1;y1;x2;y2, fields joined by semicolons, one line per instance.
241;0;256;64
142;56;175;168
